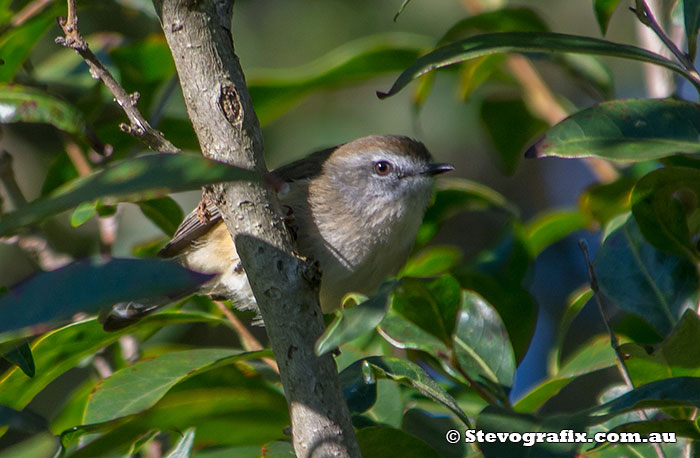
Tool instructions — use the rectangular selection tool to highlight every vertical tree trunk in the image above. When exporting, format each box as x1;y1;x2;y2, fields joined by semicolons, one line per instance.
152;1;361;456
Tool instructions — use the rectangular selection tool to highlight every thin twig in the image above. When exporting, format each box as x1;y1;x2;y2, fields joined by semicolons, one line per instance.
55;0;178;153
11;0;54;28
578;240;667;458
632;0;700;89
213;300;279;373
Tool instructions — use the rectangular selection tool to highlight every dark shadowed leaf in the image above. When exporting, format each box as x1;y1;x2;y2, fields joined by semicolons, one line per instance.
40;151;79;197
1;342;34;377
85;348;270;423
164;428;195;458
631;166;700;261
0;84;86;135
594;0;625;34
339;359;378;414
480;96;548;175
248;34;430;125
417;178;518;247
315;281;397;355
378;33;692;99
0;406;47;434
439;7;549;45
357;426;441;458
138;197;184;236
365;356;471;427
685;0;700;60
0;314;228;410
594;216;698;336
527;99;700;161
610;419;700;441
0;258;213;336
524;209;589;258
0;154;258;236
453;291;515;387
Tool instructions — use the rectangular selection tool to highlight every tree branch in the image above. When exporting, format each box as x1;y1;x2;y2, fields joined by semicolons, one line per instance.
152;1;361;456
55;0;178;153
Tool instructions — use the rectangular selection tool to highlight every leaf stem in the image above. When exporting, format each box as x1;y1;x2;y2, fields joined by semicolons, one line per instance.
55;0;178;153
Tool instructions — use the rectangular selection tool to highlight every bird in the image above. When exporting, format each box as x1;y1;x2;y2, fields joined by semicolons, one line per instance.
101;135;453;330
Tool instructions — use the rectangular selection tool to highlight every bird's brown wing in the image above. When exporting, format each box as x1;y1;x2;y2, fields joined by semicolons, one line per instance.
158;199;222;258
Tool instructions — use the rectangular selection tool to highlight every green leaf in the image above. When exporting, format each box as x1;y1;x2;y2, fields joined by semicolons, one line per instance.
548;286;593;374
1;342;35;377
0;153;258;236
315;281;397;355
0;258;213;337
0;8;57;82
364;356;471;427
524;209;589;257
439;7;550;45
138;197;184;236
594;216;698;336
453;291;515;387
391;276;460;345
400;245;462;277
69;201;97;227
685;0;700;60
0;313;226;409
0;406;47;434
0;84;86;135
377;307;450;356
85;348;270;423
357;426;441;458
378;32;695;99
0;434;59;458
527;99;700;162
417;178;518;247
339;359;378;414
631;166;700;261
621;310;700;387
480;95;548;175
579;177;636;228
514;335;617;413
248;33;431;125
594;0;625;35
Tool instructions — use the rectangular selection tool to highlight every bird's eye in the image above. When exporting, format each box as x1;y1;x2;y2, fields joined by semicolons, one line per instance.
374;160;392;176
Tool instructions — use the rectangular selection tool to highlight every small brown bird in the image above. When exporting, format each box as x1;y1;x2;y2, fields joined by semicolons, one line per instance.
103;135;452;330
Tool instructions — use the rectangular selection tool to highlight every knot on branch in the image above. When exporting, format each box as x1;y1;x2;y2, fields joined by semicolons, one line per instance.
219;82;243;126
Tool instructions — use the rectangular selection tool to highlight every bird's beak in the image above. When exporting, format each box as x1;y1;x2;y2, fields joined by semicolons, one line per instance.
424;163;454;176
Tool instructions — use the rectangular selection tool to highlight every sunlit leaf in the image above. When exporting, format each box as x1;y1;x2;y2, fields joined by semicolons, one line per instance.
0;84;86;135
524;209;589;257
594;0;625;35
594;216;698;336
378;33;693;99
527;99;700;162
164;428;195;458
400;245;462;277
0;7;57;82
69;201;97;227
0;153;258;236
579;177;635;228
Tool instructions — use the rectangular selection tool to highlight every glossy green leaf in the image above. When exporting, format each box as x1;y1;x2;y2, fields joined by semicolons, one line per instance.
685;0;700;60
339;359;378;414
1;342;34;377
69;201;97;227
377;308;449;356
391;276;460;345
0;153;258;236
0;84;86;135
417;178;518;247
620;310;700;388
594;0;625;34
514;336;617;413
248;33;430;125
631;166;700;261
579;177;635;228
165;428;195;458
548;286;593;374
0;258;212;337
315;281;397;355
138;197;184;236
480;96;548;175
357;426;441;458
365;356;471;427
86;348;269;423
378;33;695;99
400;245;462;277
0;313;227;410
524;209;589;257
594;216;698;336
527;99;700;161
0;8;57;82
453;291;515;387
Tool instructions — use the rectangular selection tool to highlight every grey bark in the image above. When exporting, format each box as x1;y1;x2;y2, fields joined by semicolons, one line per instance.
152;1;361;457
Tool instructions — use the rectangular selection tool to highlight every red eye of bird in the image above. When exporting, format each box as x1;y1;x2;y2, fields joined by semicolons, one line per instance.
374;160;392;176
